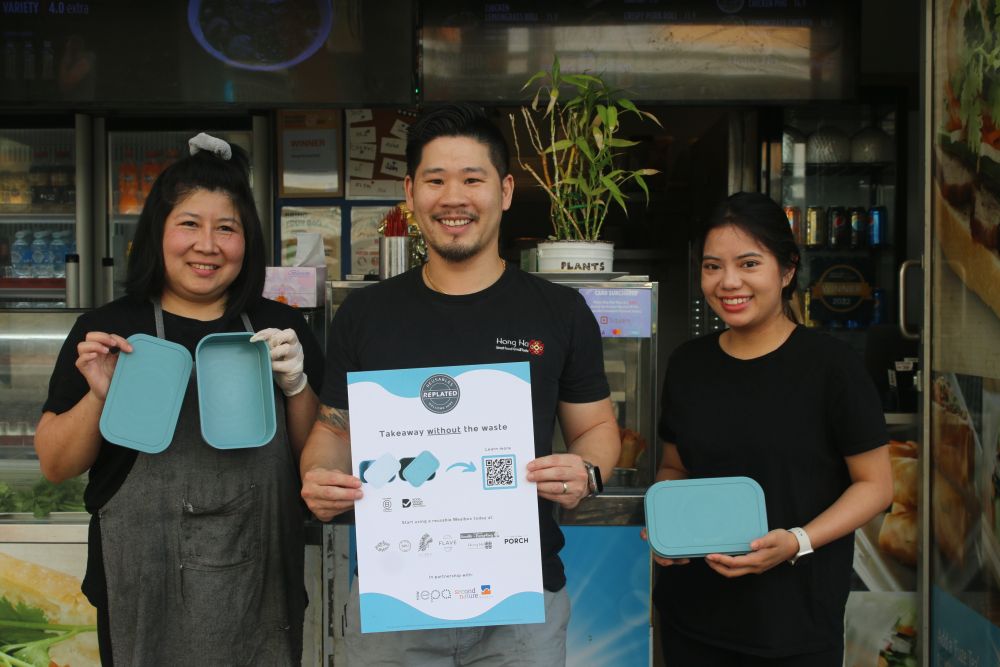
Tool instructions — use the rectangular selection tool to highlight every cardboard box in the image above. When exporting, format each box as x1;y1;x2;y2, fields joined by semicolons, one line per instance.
263;266;327;308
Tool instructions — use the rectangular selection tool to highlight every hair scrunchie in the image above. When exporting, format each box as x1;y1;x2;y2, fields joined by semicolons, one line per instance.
188;132;232;160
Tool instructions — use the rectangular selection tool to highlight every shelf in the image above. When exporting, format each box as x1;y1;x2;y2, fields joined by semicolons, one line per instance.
0;277;66;299
782;161;894;174
884;412;919;426
112;214;140;225
0;211;75;224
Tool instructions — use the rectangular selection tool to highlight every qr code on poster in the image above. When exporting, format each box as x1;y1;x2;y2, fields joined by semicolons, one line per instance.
482;455;516;490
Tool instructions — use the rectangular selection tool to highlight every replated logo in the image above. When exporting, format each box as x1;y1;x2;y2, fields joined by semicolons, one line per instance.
420;374;460;414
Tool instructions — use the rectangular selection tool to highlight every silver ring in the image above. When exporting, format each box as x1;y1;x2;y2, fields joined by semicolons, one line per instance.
561;481;568;495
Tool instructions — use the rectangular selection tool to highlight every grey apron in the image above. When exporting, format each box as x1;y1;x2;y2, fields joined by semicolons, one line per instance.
99;301;305;666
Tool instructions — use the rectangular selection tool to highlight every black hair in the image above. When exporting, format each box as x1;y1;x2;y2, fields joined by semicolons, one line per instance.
695;191;800;306
124;142;265;322
405;103;510;178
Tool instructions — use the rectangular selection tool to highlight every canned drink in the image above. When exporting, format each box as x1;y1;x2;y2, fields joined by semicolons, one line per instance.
868;206;887;247
828;207;848;249
849;207;867;248
872;287;887;325
783;205;801;241
805;206;826;248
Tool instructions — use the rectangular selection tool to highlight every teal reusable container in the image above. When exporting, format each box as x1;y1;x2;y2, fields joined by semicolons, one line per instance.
99;334;192;453
644;476;768;558
196;332;276;449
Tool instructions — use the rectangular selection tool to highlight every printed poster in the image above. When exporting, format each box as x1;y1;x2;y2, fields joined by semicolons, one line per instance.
348;362;544;633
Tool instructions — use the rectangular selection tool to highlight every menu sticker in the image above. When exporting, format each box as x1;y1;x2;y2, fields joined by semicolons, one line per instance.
579;288;652;338
349;160;375;179
389;119;410;139
350;142;377;161
346;109;374;124
350;126;376;144
380;157;406;178
381;136;405;155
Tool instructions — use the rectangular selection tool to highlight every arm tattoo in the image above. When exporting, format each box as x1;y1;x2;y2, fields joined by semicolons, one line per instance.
317;405;350;439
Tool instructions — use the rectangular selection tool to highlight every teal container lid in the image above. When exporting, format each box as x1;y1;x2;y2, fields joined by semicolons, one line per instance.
196;332;276;449
644;476;768;559
99;334;192;453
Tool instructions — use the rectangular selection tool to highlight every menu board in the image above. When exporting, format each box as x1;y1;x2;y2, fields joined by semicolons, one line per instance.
345;108;417;200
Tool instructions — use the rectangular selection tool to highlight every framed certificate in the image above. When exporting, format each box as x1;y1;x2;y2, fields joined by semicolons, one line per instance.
277;109;343;197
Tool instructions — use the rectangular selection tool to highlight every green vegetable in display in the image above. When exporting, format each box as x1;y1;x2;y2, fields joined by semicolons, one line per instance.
0;478;86;519
0;596;95;667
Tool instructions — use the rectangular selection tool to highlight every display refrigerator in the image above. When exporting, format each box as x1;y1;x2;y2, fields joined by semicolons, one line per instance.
0;114;319;666
761;100;922;665
321;276;658;666
0;116;89;309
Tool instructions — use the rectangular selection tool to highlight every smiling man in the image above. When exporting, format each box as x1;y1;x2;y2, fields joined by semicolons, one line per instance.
299;104;620;665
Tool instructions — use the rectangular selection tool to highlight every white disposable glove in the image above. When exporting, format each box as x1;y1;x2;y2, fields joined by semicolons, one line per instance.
250;328;308;397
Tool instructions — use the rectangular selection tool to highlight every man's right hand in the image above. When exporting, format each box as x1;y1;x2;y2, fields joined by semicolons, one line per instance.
301;467;363;522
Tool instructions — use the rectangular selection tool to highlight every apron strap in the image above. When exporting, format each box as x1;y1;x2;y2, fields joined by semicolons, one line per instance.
153;298;165;339
152;298;253;337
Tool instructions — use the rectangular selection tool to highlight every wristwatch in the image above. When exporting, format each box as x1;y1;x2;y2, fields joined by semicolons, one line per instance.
787;527;814;565
582;461;603;497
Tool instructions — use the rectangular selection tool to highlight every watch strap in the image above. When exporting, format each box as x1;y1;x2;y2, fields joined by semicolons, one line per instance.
787;527;813;565
583;461;602;497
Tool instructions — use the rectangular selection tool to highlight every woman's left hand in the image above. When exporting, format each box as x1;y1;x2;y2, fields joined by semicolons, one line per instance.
703;529;799;578
250;328;308;397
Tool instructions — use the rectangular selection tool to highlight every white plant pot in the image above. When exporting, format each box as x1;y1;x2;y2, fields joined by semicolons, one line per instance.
535;240;614;273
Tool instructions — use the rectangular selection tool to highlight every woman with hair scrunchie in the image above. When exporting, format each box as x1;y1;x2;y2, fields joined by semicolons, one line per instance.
35;134;324;665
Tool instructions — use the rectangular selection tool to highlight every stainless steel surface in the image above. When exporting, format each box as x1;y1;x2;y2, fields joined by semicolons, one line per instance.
93;115;107;308
75;113;93;307
422;4;854;103
252;114;273;262
378;237;409;279
899;258;921;340
0;310;81;494
0;522;89;541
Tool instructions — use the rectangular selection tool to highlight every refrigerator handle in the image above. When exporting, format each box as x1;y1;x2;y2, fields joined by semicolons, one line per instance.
898;258;921;341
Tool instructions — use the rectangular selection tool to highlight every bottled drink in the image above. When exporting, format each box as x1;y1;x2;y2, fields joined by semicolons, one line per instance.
30;231;52;278
140;149;163;202
804;206;826;248
118;148;140;214
49;231;67;278
783;206;801;242
849;207;868;248
827;207;849;249
11;231;31;278
868;206;887;247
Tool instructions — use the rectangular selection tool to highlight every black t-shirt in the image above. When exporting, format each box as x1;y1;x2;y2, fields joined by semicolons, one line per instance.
321;266;610;591
655;326;887;657
43;295;325;513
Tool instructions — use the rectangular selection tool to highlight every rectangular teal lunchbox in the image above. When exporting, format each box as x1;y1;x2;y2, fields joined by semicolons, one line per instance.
644;476;768;559
196;332;276;449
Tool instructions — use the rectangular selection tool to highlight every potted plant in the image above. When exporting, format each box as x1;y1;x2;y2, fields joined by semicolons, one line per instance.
510;56;660;272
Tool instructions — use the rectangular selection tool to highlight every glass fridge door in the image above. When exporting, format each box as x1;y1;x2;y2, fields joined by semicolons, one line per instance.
0;309;87;522
0;127;77;308
106;129;252;300
780;103;899;336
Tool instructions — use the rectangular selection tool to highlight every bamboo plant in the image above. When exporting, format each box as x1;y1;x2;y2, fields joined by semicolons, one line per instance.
510;56;661;241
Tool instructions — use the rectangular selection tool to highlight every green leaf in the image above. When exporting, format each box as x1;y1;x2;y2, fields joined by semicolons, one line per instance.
592;127;605;151
574;137;594;161
12;642;51;667
634;173;650;200
0;599;50;645
543;139;575;153
545;88;559;117
520;70;548;92
606;138;638;148
607;105;618;130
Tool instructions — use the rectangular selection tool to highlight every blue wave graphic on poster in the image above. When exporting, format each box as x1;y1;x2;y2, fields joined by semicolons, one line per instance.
360;591;545;633
348;362;530;398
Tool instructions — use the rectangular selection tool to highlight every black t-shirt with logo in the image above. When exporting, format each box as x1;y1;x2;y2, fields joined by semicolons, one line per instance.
655;326;888;657
321;265;610;591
